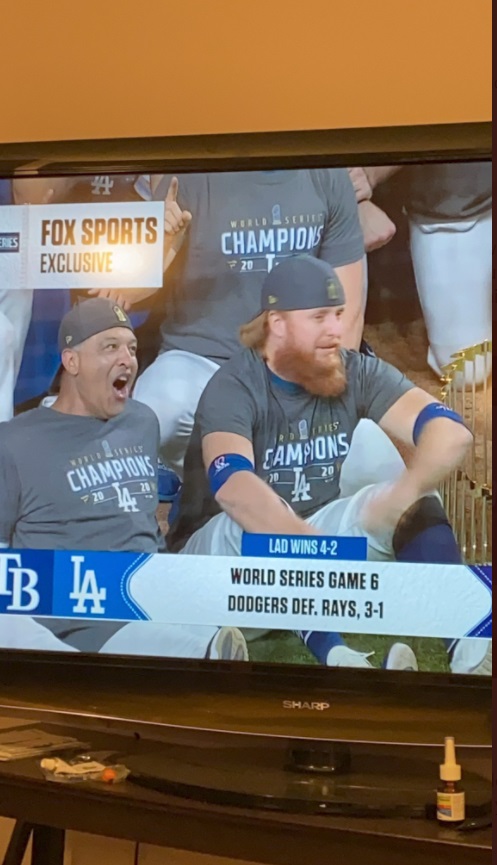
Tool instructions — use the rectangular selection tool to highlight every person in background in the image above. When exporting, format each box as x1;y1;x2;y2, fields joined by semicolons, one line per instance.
0;178;74;422
356;163;492;384
0;297;248;662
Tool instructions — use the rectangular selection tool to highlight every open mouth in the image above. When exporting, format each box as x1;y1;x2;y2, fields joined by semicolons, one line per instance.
112;373;131;400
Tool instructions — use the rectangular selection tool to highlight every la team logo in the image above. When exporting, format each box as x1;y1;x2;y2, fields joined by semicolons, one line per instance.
69;555;107;615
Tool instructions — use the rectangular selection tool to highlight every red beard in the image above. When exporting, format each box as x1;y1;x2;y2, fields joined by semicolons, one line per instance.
272;343;347;397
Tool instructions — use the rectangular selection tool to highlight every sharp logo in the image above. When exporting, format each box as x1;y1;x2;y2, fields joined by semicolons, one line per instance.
282;700;331;711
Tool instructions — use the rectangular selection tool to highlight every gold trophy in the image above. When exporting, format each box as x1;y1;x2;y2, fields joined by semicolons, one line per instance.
440;341;492;565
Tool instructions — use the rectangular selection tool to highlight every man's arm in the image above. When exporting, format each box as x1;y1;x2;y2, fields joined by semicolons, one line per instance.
357;200;396;253
88;176;192;309
202;431;318;536
0;436;21;547
347;167;399;254
333;259;365;350
320;170;367;351
368;387;473;527
363;166;402;191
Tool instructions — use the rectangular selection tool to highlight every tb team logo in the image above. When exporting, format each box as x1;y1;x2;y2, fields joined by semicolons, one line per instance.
0;553;40;611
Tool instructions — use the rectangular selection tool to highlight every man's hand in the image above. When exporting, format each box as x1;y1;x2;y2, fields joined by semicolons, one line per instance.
12;177;77;205
347;167;373;203
86;288;134;310
159;176;193;272
358;200;396;252
89;177;193;309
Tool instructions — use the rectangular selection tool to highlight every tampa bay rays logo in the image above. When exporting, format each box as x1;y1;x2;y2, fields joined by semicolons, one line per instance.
69;555;107;615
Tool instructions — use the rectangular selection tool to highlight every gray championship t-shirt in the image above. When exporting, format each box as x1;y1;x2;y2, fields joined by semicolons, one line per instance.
0;399;164;652
0;399;164;551
167;350;415;551
153;170;364;361
404;162;492;222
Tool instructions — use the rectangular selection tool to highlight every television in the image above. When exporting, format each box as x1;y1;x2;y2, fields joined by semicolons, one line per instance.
0;126;492;802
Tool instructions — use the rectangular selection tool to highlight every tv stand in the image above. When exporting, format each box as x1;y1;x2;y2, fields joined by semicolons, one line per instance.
0;713;491;865
124;736;491;819
286;742;351;774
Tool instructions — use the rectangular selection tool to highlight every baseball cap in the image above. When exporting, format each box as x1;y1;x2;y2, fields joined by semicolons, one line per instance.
58;297;134;353
258;254;345;316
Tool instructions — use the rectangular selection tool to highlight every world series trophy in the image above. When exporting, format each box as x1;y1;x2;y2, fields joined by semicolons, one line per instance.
440;340;492;565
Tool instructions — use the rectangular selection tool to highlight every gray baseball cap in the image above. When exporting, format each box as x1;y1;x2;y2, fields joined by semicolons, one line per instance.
58;298;134;353
258;254;345;315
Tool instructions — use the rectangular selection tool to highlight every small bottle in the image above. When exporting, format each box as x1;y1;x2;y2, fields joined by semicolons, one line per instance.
436;736;465;825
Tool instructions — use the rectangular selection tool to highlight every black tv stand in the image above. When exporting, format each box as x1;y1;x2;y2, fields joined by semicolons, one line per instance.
286;741;351;774
124;736;491;818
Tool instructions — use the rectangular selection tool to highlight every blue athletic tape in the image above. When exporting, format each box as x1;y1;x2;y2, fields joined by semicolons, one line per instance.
413;403;466;446
208;454;254;495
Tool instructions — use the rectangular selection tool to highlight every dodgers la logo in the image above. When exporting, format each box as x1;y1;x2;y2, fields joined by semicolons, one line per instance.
0;553;40;611
112;482;139;512
69;555;106;615
291;466;312;503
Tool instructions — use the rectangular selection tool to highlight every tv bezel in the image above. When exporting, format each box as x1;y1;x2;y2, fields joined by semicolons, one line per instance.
0;121;492;740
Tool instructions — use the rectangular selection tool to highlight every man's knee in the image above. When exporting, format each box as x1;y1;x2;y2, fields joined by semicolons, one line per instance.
340;420;405;497
135;377;196;447
392;495;459;563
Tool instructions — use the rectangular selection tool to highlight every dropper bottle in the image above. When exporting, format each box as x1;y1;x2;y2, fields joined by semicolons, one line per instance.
436;736;465;825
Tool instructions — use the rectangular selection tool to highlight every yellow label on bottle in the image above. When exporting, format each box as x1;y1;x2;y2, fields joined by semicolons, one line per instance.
437;791;465;822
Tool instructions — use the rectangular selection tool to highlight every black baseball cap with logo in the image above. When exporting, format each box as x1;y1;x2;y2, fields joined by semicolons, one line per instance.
58;297;134;353
257;254;346;316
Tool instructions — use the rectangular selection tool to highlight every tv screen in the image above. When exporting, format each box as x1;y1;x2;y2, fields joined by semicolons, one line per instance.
0;151;492;692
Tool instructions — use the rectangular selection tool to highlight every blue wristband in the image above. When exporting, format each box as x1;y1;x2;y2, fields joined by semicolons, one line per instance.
412;403;466;446
208;453;254;495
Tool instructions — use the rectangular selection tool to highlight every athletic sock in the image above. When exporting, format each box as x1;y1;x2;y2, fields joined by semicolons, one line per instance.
395;522;462;656
297;630;344;664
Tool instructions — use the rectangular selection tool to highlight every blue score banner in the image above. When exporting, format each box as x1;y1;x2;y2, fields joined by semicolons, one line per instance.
0;545;491;640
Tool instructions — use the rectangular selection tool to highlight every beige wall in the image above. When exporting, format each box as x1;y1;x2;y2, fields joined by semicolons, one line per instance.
1;0;491;144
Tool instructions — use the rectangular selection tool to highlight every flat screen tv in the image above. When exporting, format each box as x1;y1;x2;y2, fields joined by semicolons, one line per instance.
0;124;492;765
